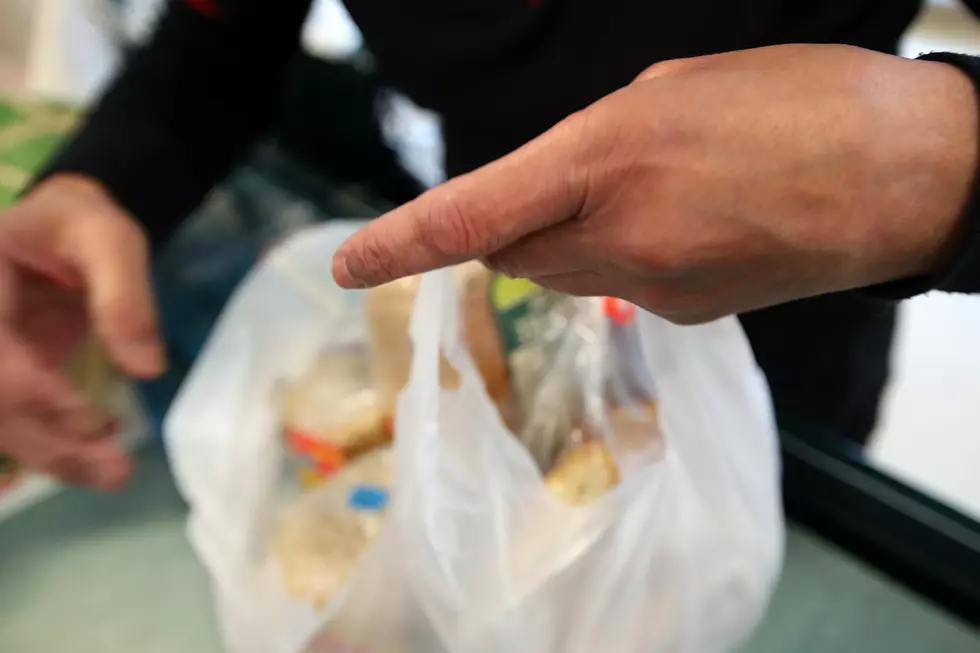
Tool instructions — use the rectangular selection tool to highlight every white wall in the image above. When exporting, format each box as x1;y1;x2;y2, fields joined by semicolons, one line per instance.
0;0;36;63
20;0;120;103
7;0;364;103
0;0;38;89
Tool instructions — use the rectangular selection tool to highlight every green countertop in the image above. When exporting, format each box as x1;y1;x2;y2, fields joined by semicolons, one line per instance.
0;443;977;653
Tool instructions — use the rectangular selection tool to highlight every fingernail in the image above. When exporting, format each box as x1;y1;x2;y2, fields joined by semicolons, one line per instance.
334;254;368;289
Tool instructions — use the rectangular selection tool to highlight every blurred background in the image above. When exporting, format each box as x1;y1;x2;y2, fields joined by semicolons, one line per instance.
0;1;979;652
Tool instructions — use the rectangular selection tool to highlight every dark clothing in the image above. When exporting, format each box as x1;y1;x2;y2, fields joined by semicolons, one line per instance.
40;0;929;247
740;295;897;444
39;0;980;442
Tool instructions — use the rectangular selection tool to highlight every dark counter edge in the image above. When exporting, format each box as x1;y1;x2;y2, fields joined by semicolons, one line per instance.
780;422;980;626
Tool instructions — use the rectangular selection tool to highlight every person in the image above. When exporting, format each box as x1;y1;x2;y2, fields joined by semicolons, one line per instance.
2;0;979;490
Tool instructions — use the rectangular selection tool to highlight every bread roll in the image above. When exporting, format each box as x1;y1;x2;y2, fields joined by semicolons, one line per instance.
545;441;621;506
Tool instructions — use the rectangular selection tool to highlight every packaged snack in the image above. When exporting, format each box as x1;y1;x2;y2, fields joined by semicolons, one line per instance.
591;298;665;471
272;447;394;610
281;345;392;490
516;295;665;489
489;276;576;425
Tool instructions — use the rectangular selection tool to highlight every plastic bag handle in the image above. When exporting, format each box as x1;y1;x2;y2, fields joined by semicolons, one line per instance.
408;270;489;407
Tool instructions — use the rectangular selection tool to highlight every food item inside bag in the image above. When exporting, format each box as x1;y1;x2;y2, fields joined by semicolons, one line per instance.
603;400;664;458
513;292;664;471
282;283;660;585
541;402;660;506
598;300;665;469
273;447;394;609
167;230;782;653
368;262;514;424
491;282;590;471
281;346;392;490
490;276;577;425
544;440;621;506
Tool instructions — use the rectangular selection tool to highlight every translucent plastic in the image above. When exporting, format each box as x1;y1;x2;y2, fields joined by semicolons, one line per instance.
165;223;785;653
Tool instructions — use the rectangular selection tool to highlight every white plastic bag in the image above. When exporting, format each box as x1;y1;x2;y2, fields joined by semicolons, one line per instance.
166;222;369;653
166;222;784;653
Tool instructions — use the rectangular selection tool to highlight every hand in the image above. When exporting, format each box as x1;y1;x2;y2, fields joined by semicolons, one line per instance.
0;175;165;490
332;45;978;323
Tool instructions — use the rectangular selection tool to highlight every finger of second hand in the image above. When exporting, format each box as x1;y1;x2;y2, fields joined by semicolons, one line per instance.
0;327;88;416
0;413;132;491
68;215;166;380
39;404;117;443
0;256;17;322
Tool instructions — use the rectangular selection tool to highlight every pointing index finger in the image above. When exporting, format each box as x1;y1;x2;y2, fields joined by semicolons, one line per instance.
333;119;588;288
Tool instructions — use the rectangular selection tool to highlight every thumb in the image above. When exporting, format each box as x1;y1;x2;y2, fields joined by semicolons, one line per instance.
333;115;589;288
66;213;166;379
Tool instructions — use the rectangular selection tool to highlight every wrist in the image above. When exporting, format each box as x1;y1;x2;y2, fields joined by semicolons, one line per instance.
864;55;979;289
910;58;979;278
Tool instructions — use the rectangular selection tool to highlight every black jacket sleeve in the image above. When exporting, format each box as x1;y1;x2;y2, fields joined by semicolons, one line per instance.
34;0;313;248
870;52;980;298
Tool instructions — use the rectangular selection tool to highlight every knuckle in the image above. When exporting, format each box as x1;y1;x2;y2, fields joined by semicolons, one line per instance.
619;209;698;276
482;250;523;278
552;108;591;142
562;104;613;159
622;241;688;277
634;56;702;83
418;198;488;260
551;106;614;168
351;235;397;282
637;60;681;81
